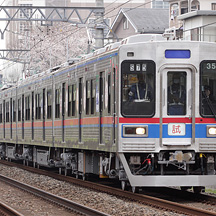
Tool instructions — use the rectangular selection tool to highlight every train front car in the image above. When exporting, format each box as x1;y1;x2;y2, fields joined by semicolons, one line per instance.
118;37;216;192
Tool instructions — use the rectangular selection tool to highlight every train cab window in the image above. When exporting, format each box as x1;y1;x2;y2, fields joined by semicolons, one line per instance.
121;60;155;117
35;93;41;120
6;102;9;122
18;99;21;121
0;104;2;123
86;80;90;115
47;90;52;119
91;79;96;115
55;88;60;118
200;61;216;117
25;96;30;121
167;72;186;115
13;100;16;122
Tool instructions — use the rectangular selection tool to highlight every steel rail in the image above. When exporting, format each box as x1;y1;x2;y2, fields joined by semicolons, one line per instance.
0;174;109;216
0;200;23;216
1;160;216;216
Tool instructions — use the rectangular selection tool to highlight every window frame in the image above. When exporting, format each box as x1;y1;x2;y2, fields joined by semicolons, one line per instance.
200;60;216;118
121;60;156;118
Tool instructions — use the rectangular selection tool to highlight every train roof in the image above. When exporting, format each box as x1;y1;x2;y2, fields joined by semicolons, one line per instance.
4;34;216;91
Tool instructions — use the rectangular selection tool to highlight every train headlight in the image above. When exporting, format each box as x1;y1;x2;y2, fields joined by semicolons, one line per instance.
136;127;145;135
123;125;148;137
207;126;216;137
209;127;216;135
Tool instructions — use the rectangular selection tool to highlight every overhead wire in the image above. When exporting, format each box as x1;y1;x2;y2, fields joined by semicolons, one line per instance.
2;0;158;73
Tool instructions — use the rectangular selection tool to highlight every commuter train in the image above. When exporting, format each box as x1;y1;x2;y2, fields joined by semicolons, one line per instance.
0;34;216;193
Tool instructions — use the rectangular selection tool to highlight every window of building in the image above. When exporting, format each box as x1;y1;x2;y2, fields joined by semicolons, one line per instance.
19;4;32;18
191;28;200;41
25;95;30;121
55;88;60;118
123;17;129;30
212;3;216;10
152;0;169;9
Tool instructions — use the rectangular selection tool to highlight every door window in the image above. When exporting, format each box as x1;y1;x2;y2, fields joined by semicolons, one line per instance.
167;72;187;115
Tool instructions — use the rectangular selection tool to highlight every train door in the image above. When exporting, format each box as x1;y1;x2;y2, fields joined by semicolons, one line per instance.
22;94;24;139
99;72;105;144
162;69;193;146
32;92;34;140
10;98;12;139
112;68;116;144
3;100;5;139
79;78;83;143
43;89;45;141
62;83;65;142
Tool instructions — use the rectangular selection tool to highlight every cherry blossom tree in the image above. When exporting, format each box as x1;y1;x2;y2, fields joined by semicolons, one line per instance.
25;22;89;75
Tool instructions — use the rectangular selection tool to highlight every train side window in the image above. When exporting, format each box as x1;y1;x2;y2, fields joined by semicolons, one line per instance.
13;100;16;122
35;93;41;120
25;95;30;121
47;90;52;119
68;85;72;116
72;85;76;116
6;102;9;122
0;104;2;123
55;88;60;118
108;74;111;114
86;80;90;115
91;79;96;115
18;98;21;121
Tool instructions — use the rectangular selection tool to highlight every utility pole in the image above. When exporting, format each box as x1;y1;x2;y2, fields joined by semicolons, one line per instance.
95;0;104;49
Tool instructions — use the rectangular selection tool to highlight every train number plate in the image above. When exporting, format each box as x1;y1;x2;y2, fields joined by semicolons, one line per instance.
168;123;185;136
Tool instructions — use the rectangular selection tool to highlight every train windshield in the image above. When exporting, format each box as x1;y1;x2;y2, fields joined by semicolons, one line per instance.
200;61;216;117
121;60;155;117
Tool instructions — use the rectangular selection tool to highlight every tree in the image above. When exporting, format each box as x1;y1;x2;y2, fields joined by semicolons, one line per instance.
24;22;88;75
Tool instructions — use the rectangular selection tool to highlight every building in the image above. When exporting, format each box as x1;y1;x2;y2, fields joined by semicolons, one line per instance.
107;8;169;41
164;0;216;41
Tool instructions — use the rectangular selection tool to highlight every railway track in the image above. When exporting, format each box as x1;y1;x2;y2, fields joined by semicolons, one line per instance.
0;172;108;216
0;200;23;216
0;160;216;216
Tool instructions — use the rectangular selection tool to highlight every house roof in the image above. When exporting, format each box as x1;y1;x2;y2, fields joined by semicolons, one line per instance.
109;8;169;36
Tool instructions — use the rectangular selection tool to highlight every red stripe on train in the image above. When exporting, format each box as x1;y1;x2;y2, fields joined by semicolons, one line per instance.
119;118;160;124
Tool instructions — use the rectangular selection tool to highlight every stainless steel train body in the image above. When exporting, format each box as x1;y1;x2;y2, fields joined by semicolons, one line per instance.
0;35;216;190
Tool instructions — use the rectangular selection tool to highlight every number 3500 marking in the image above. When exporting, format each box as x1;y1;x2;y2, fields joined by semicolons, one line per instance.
207;63;216;70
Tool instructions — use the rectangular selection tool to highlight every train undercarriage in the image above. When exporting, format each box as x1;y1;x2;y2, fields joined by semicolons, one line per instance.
0;143;215;193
